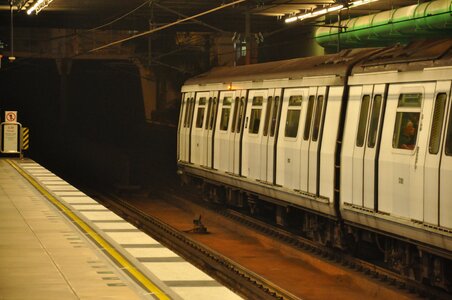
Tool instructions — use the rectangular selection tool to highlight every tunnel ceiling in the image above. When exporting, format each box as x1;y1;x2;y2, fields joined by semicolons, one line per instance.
0;0;424;34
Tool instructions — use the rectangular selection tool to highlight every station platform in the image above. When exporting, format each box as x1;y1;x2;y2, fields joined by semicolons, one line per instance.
0;158;242;300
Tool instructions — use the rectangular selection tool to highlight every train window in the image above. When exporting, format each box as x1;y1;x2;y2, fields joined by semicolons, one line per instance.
304;96;315;140
249;96;263;134
289;95;302;106
183;98;189;128
285;95;302;138
398;93;422;107
196;107;205;128
356;95;371;147
219;96;232;131
187;98;195;128
263;96;273;136
312;95;324;142
205;98;212;129
392;112;420;150
195;97;206;128
253;96;263;106
208;97;218;130
270;96;280;137
367;94;383;148
236;97;245;133
231;97;240;133
392;93;422;150
429;93;447;154
445;102;452;156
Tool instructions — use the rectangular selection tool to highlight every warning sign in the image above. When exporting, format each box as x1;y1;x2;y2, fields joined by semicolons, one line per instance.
5;111;17;123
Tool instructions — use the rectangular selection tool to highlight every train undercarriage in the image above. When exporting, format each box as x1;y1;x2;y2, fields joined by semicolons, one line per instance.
179;172;452;292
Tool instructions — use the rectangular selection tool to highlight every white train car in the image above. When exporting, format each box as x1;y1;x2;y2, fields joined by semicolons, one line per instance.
178;48;377;217
341;40;452;286
177;39;452;290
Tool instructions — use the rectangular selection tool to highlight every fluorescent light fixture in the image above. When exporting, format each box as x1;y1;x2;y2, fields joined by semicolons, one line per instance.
284;0;378;24
27;0;54;15
350;0;379;8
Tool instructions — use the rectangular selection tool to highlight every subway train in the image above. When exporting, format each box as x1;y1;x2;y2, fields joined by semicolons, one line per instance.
177;39;452;290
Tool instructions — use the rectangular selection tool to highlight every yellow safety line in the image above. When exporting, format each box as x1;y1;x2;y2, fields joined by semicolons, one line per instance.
7;159;170;300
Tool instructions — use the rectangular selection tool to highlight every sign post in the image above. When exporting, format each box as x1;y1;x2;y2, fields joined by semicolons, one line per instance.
1;111;22;155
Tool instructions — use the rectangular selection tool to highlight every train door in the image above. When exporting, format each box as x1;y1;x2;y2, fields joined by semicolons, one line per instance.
243;90;268;179
203;92;219;168
191;92;209;165
351;85;386;209
231;90;247;175
440;83;452;229
259;89;282;183
214;91;234;172
276;88;308;190
363;85;386;209
179;93;194;163
302;86;328;195
300;87;318;192
379;83;434;221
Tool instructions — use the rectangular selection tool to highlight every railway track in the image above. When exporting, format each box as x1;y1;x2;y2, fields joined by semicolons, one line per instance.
158;187;452;300
93;191;300;300
91;185;451;300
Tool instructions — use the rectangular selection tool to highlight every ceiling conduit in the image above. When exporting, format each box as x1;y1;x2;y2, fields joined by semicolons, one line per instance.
315;0;452;50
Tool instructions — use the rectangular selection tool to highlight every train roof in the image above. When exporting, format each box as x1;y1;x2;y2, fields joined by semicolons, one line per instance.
184;48;378;86
352;39;452;74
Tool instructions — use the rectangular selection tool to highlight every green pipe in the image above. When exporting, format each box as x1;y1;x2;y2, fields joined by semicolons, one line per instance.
315;0;452;49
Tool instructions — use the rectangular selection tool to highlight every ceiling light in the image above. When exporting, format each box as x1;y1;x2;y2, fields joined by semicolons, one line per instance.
284;0;378;24
27;0;54;15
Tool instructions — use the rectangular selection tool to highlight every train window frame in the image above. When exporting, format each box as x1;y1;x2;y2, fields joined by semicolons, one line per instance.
249;96;263;134
429;93;447;155
392;93;422;150
367;94;383;148
219;96;232;131
285;95;303;138
304;95;315;140
312;95;324;142
356;95;371;147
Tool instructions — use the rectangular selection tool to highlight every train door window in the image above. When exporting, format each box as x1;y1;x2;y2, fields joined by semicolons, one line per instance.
187;98;195;128
219;96;232;131
312;95;324;142
285;95;302;138
367;94;383;148
208;97;218;130
183;98;189;128
231;97;240;133
429;93;447;154
249;96;263;134
196;97;207;128
304;95;315;140
270;96;280;137
445;100;452;156
392;93;422;150
236;97;245;133
205;97;213;129
356;95;371;147
263;96;273;136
